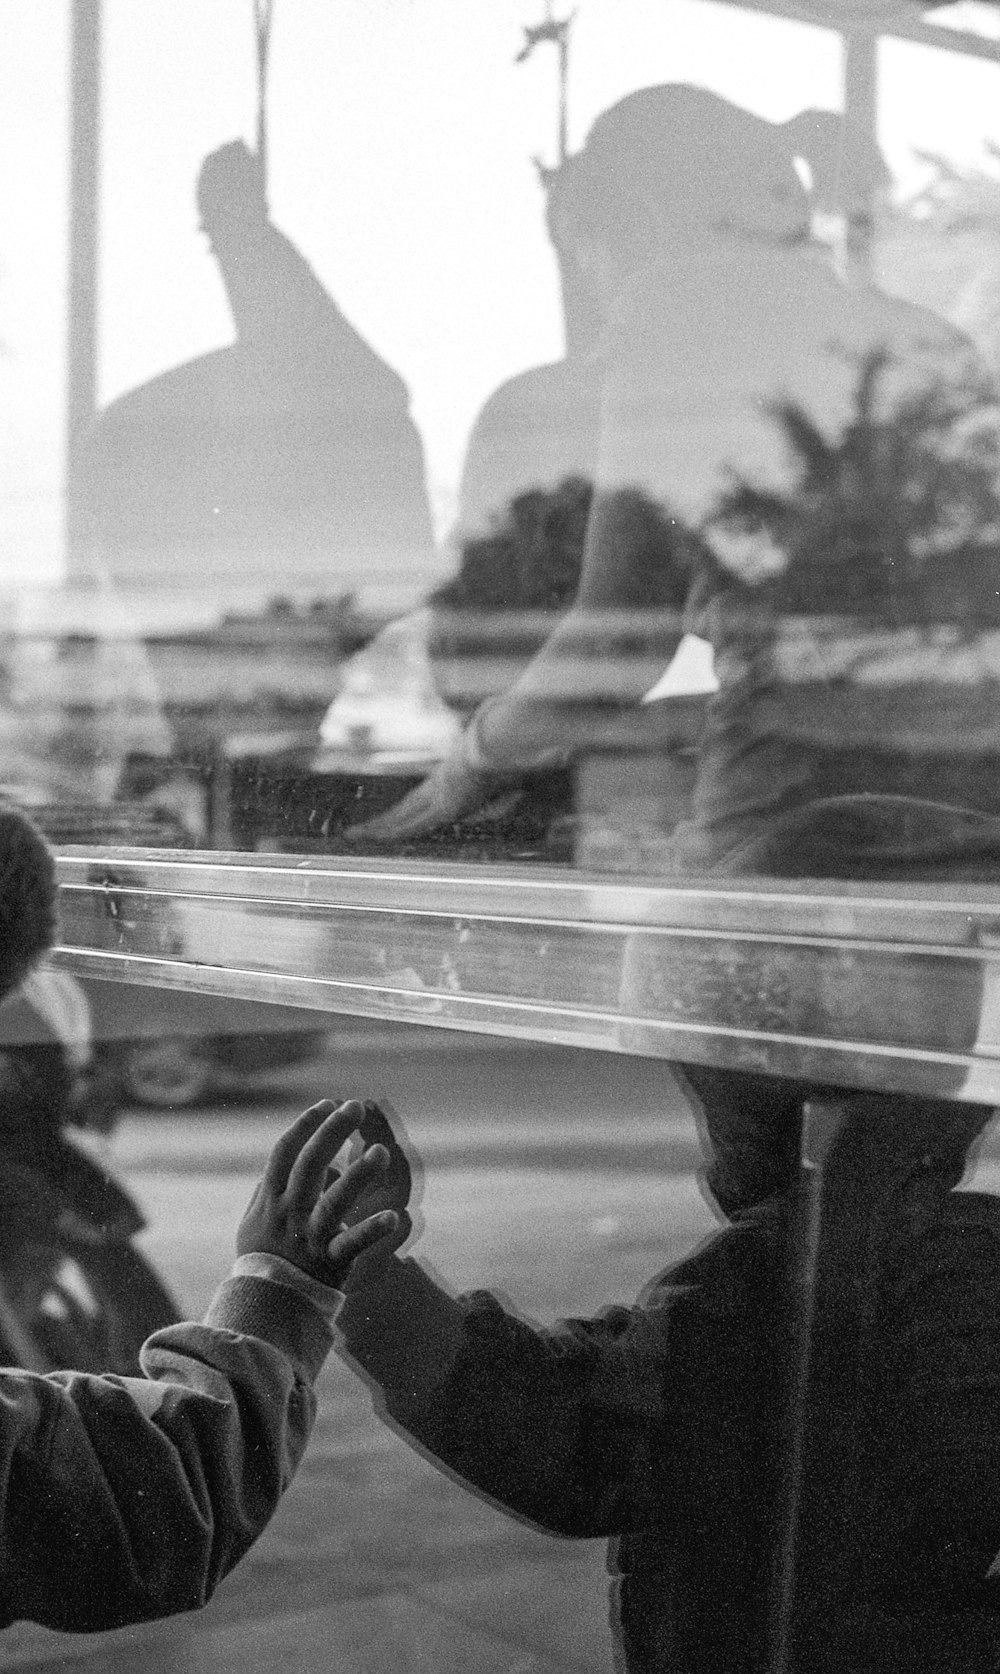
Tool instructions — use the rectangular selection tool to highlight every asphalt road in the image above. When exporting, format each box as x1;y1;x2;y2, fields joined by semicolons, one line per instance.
0;1023;720;1674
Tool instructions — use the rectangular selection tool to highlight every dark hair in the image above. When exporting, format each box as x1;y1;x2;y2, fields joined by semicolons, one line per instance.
0;805;57;1003
196;140;267;234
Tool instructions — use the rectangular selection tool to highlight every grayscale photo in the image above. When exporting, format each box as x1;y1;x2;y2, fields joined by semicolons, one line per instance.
3;1;1000;1669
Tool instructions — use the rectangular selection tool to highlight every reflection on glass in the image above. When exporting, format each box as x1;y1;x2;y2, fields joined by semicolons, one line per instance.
73;137;434;596
5;6;1000;883
4;13;1000;886
8;10;1000;1674
348;78;1000;891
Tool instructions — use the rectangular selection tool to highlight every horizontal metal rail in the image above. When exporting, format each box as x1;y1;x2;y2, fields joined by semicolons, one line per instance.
721;0;1000;62
50;846;1000;1104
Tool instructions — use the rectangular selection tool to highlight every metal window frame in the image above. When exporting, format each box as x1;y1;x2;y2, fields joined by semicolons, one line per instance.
722;1;1000;63
51;847;1000;1104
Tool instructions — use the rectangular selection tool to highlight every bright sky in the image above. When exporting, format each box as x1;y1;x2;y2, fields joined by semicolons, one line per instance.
94;0;841;539
4;0;1000;595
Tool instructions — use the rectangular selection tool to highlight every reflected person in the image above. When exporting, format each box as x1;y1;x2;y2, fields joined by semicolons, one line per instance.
72;140;434;593
454;152;603;546
338;84;1000;1670
352;84;983;856
456;107;848;548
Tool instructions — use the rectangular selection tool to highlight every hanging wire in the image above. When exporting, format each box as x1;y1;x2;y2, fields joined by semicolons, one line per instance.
515;4;575;172
253;0;274;200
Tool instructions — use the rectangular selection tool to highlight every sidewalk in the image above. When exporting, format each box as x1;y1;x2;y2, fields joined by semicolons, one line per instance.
110;1107;703;1177
0;1548;610;1673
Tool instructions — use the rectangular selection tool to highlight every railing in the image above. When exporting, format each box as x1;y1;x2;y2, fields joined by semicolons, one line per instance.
52;846;1000;1105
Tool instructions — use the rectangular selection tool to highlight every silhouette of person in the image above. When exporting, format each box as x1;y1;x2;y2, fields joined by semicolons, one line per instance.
454;155;604;546
72;140;434;594
353;86;985;860
455;107;856;546
339;86;1000;1670
384;137;718;838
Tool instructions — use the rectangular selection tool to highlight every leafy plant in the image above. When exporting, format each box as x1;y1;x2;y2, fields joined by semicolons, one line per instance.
707;348;1000;622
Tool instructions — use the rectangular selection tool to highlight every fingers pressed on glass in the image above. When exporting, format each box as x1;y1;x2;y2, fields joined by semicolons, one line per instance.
325;1212;400;1278
356;1104;413;1203
285;1100;365;1207
262;1099;339;1190
309;1145;390;1245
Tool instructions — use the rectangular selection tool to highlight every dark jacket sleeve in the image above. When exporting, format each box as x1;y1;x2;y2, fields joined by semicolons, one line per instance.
0;1274;331;1632
337;1212;786;1543
337;1258;683;1538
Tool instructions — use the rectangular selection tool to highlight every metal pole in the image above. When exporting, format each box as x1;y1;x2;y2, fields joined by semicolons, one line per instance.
557;25;569;165
516;6;574;173
66;0;101;569
254;0;273;205
841;27;878;282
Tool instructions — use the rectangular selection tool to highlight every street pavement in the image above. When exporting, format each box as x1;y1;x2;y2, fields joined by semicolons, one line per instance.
0;1026;718;1674
4;1021;997;1671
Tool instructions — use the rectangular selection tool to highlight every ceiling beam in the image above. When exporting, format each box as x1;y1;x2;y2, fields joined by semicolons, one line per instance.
716;0;1000;62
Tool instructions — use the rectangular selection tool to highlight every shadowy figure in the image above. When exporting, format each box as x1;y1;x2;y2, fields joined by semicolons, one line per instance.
455;156;604;544
335;1082;1000;1672
337;83;1000;1673
72;141;434;592
354;85;993;856
456;108;852;546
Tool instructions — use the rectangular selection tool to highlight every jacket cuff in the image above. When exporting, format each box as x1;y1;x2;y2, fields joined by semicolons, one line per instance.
231;1252;344;1326
205;1275;333;1383
335;1257;465;1403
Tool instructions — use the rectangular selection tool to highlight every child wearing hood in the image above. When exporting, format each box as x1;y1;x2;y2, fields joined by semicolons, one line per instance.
0;802;400;1632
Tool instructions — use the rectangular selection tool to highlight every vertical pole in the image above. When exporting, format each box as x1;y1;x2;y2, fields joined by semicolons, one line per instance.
769;1101;848;1674
557;28;568;166
254;0;273;206
841;28;878;283
66;0;101;571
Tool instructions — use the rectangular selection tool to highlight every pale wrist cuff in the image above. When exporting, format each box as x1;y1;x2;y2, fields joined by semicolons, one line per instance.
231;1251;344;1326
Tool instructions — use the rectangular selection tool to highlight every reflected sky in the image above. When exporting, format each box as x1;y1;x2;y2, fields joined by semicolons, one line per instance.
10;1;999;589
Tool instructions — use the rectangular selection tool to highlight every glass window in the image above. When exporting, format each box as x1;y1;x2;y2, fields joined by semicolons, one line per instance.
6;2;999;914
0;0;852;879
5;6;1000;1671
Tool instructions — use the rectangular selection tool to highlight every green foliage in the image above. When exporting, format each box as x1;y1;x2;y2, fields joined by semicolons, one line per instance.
708;349;1000;620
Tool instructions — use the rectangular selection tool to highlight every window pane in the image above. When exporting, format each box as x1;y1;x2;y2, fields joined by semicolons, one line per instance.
5;11;1000;1673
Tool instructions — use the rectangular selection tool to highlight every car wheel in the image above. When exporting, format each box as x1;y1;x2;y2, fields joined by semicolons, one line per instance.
120;1037;212;1108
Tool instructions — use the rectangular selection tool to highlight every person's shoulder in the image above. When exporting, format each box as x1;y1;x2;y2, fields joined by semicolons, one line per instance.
844;282;993;412
473;359;599;427
851;280;973;359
